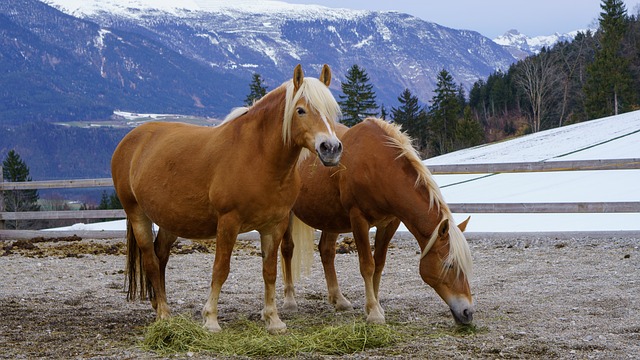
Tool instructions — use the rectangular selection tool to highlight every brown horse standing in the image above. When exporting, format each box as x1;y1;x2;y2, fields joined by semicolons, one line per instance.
111;64;342;333
281;118;474;325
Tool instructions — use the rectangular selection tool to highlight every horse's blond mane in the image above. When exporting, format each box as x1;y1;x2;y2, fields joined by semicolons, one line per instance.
365;117;473;278
222;78;340;146
365;118;445;211
283;77;341;144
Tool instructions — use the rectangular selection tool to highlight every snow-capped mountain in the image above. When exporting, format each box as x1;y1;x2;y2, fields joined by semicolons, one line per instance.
493;29;590;59
1;0;517;122
40;0;515;111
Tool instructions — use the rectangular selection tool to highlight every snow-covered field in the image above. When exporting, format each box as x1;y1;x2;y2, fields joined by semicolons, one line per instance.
426;111;640;232
48;111;640;233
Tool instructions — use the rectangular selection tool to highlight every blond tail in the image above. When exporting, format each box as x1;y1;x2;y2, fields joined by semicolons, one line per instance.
289;215;315;282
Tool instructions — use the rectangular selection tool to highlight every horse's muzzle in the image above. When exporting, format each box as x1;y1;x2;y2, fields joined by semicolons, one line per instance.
449;296;475;325
451;307;474;325
316;139;343;166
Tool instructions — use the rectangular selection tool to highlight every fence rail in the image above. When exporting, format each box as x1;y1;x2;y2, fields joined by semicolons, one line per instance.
1;158;639;239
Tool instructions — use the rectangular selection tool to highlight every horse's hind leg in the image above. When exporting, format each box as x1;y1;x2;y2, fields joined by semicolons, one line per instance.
154;227;178;308
319;231;353;311
372;219;401;300
281;222;298;312
128;212;171;320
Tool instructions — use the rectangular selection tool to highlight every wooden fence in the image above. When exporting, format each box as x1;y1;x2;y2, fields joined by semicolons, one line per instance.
1;158;639;239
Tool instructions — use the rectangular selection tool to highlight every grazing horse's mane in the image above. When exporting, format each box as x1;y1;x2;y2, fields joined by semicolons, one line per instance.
223;77;341;146
365;117;473;278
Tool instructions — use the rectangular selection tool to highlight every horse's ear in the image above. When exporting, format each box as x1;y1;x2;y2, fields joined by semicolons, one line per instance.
438;219;450;238
319;64;331;87
457;216;471;232
293;64;304;92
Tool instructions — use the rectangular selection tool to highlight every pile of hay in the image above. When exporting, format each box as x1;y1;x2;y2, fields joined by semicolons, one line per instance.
142;314;400;357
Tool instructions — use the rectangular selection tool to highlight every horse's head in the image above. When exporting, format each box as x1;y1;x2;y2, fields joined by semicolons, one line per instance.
419;216;474;325
284;64;342;166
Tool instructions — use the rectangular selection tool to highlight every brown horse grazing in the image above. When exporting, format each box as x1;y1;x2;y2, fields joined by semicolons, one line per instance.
111;64;343;333
280;118;474;325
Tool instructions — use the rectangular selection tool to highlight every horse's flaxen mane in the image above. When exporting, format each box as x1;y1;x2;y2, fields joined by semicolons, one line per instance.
365;118;445;211
222;78;340;146
365;117;473;278
283;77;341;144
222;85;288;124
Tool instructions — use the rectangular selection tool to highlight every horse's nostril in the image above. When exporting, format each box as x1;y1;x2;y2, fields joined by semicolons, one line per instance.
320;142;329;152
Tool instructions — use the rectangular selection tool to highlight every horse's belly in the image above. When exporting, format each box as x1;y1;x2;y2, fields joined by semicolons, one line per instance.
293;203;351;233
146;206;218;239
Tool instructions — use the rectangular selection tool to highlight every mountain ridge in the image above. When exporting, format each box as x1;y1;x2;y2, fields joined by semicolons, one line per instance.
493;28;588;59
36;0;516;117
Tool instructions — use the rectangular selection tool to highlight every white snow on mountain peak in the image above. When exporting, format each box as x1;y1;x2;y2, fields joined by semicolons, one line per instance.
493;28;592;58
43;0;371;21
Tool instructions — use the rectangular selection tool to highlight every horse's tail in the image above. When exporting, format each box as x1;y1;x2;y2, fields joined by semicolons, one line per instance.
125;219;153;301
289;214;315;283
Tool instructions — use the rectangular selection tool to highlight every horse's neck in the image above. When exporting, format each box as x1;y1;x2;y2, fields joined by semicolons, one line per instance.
240;100;301;175
375;156;444;244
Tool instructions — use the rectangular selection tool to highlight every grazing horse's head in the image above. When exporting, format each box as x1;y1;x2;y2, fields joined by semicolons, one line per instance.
283;64;342;166
419;216;475;325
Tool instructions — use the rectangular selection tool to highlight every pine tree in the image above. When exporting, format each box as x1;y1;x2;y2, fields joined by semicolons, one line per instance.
391;88;427;152
244;73;268;106
338;64;378;126
2;150;40;229
98;190;122;210
584;0;633;118
427;69;463;156
379;104;387;120
455;106;485;150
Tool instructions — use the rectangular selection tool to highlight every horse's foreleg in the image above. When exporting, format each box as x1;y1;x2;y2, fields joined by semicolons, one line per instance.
202;215;239;332
260;221;287;334
350;210;385;324
281;219;298;312
372;219;400;301
319;231;353;311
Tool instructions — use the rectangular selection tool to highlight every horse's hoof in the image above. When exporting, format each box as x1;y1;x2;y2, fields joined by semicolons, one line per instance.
366;314;386;324
334;299;353;312
366;307;386;324
156;308;171;321
267;321;287;335
203;320;222;333
282;300;298;313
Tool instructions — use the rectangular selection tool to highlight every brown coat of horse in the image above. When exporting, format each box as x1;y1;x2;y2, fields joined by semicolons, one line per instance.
111;64;342;333
281;118;474;325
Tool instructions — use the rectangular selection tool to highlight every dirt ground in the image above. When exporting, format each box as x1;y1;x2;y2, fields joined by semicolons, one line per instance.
0;232;638;359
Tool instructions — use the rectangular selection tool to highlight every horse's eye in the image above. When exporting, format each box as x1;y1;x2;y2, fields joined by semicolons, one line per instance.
296;107;306;115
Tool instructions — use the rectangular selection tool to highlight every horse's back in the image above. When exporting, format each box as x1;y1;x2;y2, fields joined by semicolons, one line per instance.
111;122;224;238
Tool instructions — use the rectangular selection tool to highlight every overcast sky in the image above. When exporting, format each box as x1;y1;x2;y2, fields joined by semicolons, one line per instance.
285;0;640;38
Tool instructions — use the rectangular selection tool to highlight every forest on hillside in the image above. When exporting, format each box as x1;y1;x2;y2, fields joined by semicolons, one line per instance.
381;0;638;157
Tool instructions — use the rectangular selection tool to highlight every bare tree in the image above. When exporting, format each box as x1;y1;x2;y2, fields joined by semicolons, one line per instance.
515;52;561;132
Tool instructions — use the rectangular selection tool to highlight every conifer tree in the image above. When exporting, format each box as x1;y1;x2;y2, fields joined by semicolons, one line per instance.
585;0;633;118
244;73;268;106
455;106;485;150
338;64;378;126
379;104;387;120
391;88;427;152
2;150;40;229
427;69;462;155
